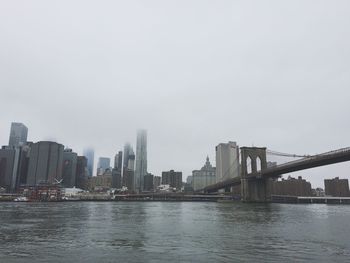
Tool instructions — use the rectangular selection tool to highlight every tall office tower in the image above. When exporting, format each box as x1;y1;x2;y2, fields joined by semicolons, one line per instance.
123;143;132;169
144;173;154;192
26;141;64;185
0;146;19;192
122;149;135;190
123;169;134;192
76;156;88;189
112;151;123;188
8;122;28;148
62;149;78;188
114;151;123;170
15;144;31;189
216;141;240;183
112;168;122;189
97;157;110;173
83;148;94;177
0;143;31;192
134;129;147;193
127;149;135;170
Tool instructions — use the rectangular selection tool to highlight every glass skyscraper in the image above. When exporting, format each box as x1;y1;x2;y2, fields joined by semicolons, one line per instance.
134;129;147;192
83;148;94;177
98;157;110;171
8;122;28;148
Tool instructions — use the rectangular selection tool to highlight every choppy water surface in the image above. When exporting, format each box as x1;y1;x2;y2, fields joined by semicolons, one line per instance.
0;202;350;262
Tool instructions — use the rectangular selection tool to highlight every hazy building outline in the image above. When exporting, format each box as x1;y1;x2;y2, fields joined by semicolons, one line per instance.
83;148;94;177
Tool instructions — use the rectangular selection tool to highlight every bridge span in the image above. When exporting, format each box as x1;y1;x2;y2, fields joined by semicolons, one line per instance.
202;147;350;202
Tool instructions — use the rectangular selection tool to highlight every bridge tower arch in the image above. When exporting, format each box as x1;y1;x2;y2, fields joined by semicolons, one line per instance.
240;147;271;202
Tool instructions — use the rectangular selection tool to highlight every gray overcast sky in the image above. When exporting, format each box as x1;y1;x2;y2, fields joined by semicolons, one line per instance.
1;0;350;188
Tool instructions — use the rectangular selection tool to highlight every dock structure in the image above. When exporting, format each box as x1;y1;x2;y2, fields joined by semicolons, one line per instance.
271;195;350;204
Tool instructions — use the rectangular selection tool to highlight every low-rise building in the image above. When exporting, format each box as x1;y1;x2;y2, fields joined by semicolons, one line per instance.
312;187;325;197
272;176;312;196
153;176;161;189
162;170;182;190
87;173;112;191
156;184;173;192
324;177;349;197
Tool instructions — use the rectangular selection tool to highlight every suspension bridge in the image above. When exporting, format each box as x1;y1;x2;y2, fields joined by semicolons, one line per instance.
201;147;350;202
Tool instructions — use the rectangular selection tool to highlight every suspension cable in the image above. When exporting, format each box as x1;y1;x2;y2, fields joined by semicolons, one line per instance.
266;149;313;158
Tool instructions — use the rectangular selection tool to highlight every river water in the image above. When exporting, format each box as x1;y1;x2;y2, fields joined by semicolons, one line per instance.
0;202;349;262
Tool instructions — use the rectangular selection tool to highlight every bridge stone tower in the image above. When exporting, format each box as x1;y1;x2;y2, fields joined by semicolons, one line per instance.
240;147;271;202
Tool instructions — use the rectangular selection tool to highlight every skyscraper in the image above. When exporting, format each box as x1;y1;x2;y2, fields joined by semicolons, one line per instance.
122;146;135;191
98;157;110;172
144;173;154;192
8;122;28;148
0;146;19;192
83;148;94;177
216;141;240;183
134;129;147;193
112;151;123;189
123;143;132;169
114;151;123;170
26;141;64;185
76;156;88;189
127;149;135;171
62;148;78;188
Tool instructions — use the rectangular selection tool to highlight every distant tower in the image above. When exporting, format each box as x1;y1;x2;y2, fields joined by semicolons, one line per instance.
127;148;135;171
83;148;94;177
122;144;135;191
8;122;28;148
112;151;123;188
134;129;147;193
97;157;110;174
123;143;132;170
62;148;78;188
216;141;240;183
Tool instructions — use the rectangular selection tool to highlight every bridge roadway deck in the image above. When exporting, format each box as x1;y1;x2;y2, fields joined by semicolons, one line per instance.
250;147;350;180
203;147;350;193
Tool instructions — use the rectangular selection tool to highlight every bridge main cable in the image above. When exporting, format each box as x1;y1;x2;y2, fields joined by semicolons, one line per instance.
266;149;312;158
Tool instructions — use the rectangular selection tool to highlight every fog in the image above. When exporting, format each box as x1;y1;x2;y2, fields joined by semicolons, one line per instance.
1;0;350;187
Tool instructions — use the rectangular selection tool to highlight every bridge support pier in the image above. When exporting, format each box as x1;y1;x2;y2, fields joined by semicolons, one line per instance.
241;178;272;202
240;147;272;202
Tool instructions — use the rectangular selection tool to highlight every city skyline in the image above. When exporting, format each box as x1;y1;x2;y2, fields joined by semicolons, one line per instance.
1;2;350;262
1;1;350;188
0;121;349;189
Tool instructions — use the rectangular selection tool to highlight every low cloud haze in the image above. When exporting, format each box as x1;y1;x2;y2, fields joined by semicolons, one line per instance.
1;0;350;187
